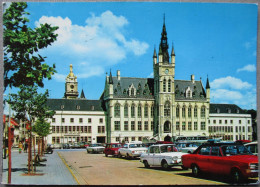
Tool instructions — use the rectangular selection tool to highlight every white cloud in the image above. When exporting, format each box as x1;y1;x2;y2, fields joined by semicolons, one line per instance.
147;72;154;78
35;11;149;79
210;77;256;109
211;76;252;90
237;64;256;73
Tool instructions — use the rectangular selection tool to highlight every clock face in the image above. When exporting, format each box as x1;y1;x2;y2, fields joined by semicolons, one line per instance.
70;85;74;89
165;69;169;74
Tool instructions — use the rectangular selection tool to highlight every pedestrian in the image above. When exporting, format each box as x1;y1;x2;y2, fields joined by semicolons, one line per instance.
19;142;23;154
24;141;28;153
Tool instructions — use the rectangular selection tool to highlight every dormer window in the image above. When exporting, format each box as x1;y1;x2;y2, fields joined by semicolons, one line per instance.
129;84;136;96
186;87;192;98
91;106;95;111
216;108;220;113
61;105;64;110
227;108;231;113
76;105;80;110
236;109;240;114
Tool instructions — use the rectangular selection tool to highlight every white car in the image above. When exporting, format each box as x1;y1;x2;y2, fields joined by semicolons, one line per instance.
118;141;148;159
140;144;188;170
86;143;105;153
175;142;200;153
244;141;258;155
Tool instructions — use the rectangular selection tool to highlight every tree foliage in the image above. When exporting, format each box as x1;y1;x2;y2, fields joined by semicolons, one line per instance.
7;85;55;123
32;118;51;137
3;2;58;90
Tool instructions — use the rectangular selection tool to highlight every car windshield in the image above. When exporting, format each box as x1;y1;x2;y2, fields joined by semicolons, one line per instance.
129;144;145;148
221;145;252;156
160;145;177;153
112;144;121;148
91;144;101;147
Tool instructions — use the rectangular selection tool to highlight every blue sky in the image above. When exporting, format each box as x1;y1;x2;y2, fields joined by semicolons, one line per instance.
4;2;258;110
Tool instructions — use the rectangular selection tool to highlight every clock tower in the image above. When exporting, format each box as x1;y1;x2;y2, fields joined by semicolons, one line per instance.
64;64;79;99
153;16;176;140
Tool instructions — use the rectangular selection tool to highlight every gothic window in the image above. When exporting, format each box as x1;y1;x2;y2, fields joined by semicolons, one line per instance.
188;106;192;117
164;121;171;133
151;105;154;117
144;104;148;118
138;104;142;117
114;103;120;117
168;79;171;92
186;87;192;98
182;106;186;118
129;84;136;96
201;106;206;118
164;101;170;117
163;79;166;92
131;104;135;118
194;106;198;118
124;104;128;118
176;106;180;118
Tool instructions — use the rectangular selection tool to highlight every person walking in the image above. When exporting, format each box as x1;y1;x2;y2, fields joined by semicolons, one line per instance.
24;141;28;153
19;142;23;154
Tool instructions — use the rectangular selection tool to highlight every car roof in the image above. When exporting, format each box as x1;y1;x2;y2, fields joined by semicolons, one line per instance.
201;142;245;146
151;144;175;147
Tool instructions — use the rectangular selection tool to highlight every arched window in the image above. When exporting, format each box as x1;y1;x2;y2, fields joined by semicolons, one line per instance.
163;79;166;92
131;104;135;118
194;106;198;118
131;88;135;96
182;106;186;118
201;106;206;118
124;104;128;117
176;106;180;118
164;101;170;117
188;106;192;117
138;104;142;117
168;79;171;92
151;105;154;117
114;104;120;117
144;104;148;118
164;121;171;133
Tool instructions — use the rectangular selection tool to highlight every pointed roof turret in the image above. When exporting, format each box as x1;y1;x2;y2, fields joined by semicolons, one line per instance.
109;70;113;84
159;14;169;63
206;75;210;89
80;89;86;99
171;43;175;56
153;46;157;58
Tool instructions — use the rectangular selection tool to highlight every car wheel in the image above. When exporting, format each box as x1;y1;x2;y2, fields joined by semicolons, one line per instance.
87;150;90;153
126;153;131;160
231;169;244;183
181;166;188;170
105;154;108;157
192;164;200;177
161;160;170;170
143;160;150;168
118;152;122;158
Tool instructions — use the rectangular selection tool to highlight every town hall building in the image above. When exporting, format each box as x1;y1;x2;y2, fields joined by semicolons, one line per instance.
46;20;252;145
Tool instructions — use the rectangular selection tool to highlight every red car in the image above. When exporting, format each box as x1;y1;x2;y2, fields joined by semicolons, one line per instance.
104;143;123;157
182;143;258;183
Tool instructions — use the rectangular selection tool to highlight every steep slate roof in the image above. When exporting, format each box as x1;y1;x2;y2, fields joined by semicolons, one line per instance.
111;77;154;99
46;99;104;112
210;103;246;114
175;80;206;101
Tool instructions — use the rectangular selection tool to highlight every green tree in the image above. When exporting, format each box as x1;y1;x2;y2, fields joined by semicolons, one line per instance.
3;2;58;90
7;85;55;123
32;118;51;137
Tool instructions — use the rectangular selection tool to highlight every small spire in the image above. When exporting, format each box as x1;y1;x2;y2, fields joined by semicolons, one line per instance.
80;89;86;99
109;69;113;84
206;75;210;89
153;45;157;58
171;42;175;56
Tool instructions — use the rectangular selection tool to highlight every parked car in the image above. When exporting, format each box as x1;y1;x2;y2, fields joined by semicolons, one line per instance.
140;144;188;170
62;143;70;149
175;142;200;153
245;141;258;155
52;144;62;149
71;142;80;149
104;143;123;157
181;142;258;183
86;143;105;153
118;141;148;159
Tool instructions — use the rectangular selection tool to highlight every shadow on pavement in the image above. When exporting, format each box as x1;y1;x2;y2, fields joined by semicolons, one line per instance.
3;168;28;173
177;172;259;185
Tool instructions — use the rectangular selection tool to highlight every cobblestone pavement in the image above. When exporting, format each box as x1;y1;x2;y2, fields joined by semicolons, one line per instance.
1;148;78;185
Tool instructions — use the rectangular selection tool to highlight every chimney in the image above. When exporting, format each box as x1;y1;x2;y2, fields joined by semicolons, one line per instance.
191;75;195;83
117;70;120;81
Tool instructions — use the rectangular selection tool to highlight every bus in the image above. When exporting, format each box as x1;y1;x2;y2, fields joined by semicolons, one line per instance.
175;136;208;143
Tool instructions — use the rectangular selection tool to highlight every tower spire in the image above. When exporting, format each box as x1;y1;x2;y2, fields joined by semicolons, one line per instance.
109;69;113;84
159;14;169;63
206;75;210;89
